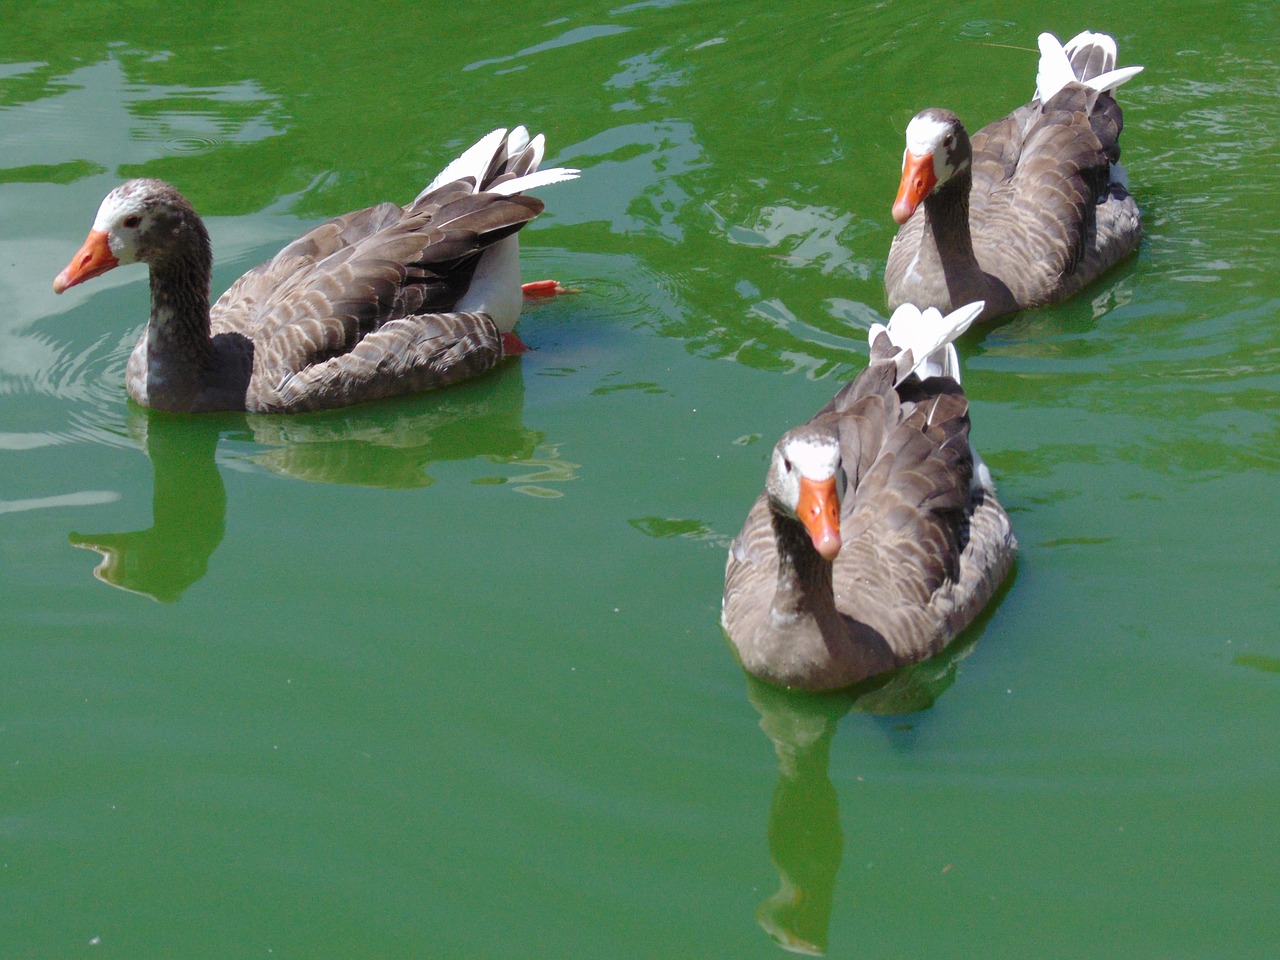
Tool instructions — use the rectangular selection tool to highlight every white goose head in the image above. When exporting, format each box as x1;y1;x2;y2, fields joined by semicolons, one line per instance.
891;108;972;225
765;425;846;561
54;179;202;293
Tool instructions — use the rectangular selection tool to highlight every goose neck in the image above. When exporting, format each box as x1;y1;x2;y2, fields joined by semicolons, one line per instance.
770;512;837;623
145;231;215;364
923;169;975;259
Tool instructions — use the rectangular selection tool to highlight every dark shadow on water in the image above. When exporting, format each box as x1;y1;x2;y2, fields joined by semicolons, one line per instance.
69;365;542;601
742;562;1018;954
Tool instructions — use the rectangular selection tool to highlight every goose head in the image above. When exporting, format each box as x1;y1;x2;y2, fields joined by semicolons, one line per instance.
891;109;972;225
54;179;200;293
765;425;846;561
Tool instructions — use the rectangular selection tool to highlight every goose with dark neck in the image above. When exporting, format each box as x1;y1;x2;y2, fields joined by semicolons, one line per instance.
885;31;1144;323
53;127;578;413
722;301;1015;691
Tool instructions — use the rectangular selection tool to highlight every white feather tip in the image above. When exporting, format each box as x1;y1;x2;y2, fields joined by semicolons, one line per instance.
488;167;581;197
875;300;983;384
1034;30;1142;101
505;126;531;157
1086;64;1144;95
1034;33;1075;102
419;128;510;197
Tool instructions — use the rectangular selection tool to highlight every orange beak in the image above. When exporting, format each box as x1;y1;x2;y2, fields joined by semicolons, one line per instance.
53;230;118;294
797;475;842;561
892;150;937;225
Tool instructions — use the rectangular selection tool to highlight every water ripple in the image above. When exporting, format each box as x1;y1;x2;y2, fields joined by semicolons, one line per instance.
160;135;226;155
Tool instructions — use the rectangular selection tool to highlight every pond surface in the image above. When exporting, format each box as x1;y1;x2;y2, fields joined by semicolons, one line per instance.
4;1;1279;957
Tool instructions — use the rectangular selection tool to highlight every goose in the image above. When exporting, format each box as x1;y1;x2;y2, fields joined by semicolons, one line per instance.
52;127;578;413
722;301;1015;691
885;31;1144;322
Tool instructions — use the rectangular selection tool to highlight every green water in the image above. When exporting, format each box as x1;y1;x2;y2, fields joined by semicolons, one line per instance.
4;1;1279;957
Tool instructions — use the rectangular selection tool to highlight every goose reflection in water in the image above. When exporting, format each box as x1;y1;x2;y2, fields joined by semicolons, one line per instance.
70;412;226;603
744;625;992;955
69;365;563;601
242;362;548;490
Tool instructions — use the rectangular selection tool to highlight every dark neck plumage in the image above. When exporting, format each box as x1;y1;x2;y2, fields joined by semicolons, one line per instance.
770;511;836;622
145;215;215;368
923;168;975;263
918;167;1008;314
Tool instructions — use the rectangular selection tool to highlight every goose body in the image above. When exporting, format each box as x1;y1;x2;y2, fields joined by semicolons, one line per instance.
722;301;1015;691
53;127;578;413
885;31;1143;322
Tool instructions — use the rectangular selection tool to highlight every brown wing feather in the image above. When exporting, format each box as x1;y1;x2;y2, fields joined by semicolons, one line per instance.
252;311;504;414
969;84;1136;307
203;186;540;412
830;372;1012;664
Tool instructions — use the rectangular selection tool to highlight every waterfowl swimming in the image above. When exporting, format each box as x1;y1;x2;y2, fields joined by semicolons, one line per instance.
53;127;578;413
722;301;1015;691
885;31;1144;322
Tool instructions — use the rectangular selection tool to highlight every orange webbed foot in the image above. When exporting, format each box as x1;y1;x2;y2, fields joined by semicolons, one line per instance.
521;280;580;299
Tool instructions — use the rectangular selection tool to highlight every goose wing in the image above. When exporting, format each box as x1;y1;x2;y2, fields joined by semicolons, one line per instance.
206;186;541;412
969;86;1119;305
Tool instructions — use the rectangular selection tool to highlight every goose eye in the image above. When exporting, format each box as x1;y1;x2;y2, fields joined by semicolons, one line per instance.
123;215;142;229
781;456;793;473
943;134;954;148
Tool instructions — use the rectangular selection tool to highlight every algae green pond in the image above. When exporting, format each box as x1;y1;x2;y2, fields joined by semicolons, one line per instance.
3;1;1278;957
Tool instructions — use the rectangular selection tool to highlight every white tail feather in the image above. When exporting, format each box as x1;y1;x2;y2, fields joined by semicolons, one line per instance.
1064;30;1116;71
1085;65;1144;95
521;132;546;172
418;126;579;201
505;125;531;158
869;301;983;386
1034;31;1143;103
1034;34;1077;103
488;167;581;196
419;128;509;199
